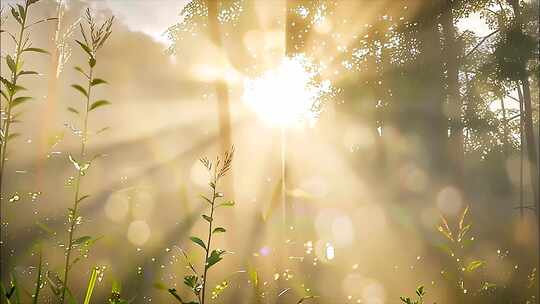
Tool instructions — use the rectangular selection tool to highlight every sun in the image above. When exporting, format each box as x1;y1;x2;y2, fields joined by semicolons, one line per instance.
242;55;332;128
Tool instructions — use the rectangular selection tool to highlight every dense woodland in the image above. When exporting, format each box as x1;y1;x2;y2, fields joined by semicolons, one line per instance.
0;0;539;303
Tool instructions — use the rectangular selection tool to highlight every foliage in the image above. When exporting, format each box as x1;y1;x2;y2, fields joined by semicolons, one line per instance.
165;0;244;54
59;8;114;304
0;2;55;303
108;280;131;304
0;0;55;204
400;286;429;304
160;147;235;304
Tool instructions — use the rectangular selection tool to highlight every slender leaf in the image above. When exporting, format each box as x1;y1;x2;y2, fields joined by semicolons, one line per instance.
189;236;206;251
6;55;17;74
206;250;225;270
89;100;111;111
74;66;89;78
67;107;79;115
75;40;93;57
217;201;235;208
32;248;43;304
10;272;20;304
18;70;39;76
11;96;31;108
22;47;49;54
10;7;21;24
77;195;91;204
90;78;107;86
212;227;226;234
71;84;88;97
73;236;92;246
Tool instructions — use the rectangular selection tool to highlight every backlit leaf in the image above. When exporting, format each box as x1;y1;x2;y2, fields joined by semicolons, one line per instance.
71;84;88;97
189;236;206;251
89;100;111;111
22;47;49;54
90;78;107;86
212;227;226;234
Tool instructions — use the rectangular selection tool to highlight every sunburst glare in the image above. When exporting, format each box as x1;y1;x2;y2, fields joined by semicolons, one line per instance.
242;55;333;128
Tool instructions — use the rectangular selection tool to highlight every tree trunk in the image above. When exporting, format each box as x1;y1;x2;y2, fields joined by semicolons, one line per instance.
507;0;539;219
441;1;464;187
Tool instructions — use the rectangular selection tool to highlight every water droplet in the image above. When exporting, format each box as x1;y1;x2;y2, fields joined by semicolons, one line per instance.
9;193;20;203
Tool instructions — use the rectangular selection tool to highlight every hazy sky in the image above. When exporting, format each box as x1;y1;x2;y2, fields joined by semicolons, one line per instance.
1;0;189;44
95;0;190;44
2;0;492;43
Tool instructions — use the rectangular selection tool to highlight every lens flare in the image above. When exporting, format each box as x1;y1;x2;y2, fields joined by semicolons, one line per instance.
242;55;332;128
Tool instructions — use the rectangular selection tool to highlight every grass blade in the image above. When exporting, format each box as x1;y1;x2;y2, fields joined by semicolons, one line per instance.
82;267;99;304
32;248;43;304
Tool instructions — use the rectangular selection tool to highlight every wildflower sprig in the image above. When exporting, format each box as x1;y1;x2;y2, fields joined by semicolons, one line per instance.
165;147;235;304
59;8;113;304
0;0;56;208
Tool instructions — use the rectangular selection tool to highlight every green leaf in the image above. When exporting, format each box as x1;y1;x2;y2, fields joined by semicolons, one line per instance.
96;127;110;135
22;48;49;54
82;267;99;304
466;260;486;272
89;100;111;111
16;4;25;21
71;84;88;97
0;282;15;302
74;66;89;78
167;288;193;303
32;248;44;304
67;107;79;115
73;236;92;246
1;76;14;92
10;272;20;304
75;40;93;57
183;275;198;289
109;283;125;304
217;201;235;208
18;70;39;76
202;215;212;223
212;227;226;234
6;55;17;74
89;58;96;68
111;280;121;294
91;78;108;86
189;236;206;251
10;7;21;24
206;249;226;270
11;96;31;108
200;195;213;205
13;84;26;94
77;195;91;204
415;285;425;297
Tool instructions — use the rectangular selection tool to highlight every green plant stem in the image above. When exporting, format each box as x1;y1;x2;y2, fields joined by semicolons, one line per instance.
60;66;93;304
201;174;218;304
0;0;29;273
32;247;43;304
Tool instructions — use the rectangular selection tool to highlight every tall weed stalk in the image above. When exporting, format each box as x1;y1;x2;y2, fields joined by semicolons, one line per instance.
0;0;54;242
0;0;54;198
163;147;235;304
0;1;55;302
59;8;113;304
